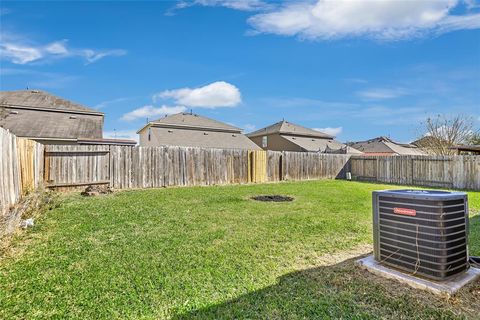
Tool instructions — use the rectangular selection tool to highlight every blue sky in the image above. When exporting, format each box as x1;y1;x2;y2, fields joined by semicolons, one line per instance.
1;0;479;143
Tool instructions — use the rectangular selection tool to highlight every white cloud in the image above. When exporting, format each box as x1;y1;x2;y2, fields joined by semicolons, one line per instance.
169;0;272;14
81;49;127;64
0;43;43;64
121;105;187;121
45;41;69;54
194;0;271;11
314;126;343;137
104;130;139;142
155;81;242;108
357;87;409;100
0;33;126;65
247;0;480;40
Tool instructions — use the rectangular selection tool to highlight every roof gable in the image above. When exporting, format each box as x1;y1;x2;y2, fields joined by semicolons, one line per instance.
0;90;102;115
143;112;241;133
247;120;333;139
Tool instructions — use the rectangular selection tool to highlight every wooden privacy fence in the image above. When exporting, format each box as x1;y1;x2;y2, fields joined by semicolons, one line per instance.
109;146;249;189
44;145;251;189
41;145;480;191
349;155;480;190
44;145;110;188
43;146;352;189
1;128;44;236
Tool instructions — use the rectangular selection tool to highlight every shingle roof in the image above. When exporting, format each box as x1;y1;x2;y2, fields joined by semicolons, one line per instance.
144;112;241;132
280;135;362;154
247;120;334;139
147;127;260;150
348;136;425;155
0;90;102;115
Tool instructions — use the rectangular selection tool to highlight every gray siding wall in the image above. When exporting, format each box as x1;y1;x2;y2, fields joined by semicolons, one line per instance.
249;133;303;152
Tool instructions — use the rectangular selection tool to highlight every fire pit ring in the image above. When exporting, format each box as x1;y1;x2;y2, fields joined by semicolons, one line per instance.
251;195;294;202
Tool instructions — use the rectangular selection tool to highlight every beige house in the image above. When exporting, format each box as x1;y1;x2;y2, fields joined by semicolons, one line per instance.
137;112;260;150
0;90;135;145
247;120;362;154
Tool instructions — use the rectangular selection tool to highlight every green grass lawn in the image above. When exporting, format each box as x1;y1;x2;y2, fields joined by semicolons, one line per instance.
1;180;479;319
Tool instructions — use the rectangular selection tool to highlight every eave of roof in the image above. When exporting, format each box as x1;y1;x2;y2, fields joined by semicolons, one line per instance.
77;138;137;146
2;104;104;116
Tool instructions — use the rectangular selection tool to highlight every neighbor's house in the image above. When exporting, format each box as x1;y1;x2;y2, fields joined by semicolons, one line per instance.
137;112;260;150
0;90;136;145
246;120;362;154
347;136;425;156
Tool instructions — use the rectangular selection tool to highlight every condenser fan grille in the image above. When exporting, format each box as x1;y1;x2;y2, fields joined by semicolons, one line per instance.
373;190;469;281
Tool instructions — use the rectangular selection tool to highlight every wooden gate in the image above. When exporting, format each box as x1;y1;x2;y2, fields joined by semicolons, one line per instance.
44;145;110;188
248;150;267;183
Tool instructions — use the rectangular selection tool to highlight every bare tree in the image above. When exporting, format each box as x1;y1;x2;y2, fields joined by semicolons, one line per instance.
468;133;480;145
417;114;478;155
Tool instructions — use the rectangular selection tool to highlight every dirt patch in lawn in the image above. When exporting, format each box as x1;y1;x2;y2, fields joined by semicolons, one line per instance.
251;195;294;202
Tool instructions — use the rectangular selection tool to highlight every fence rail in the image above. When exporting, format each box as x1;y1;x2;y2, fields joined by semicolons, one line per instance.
349;155;480;190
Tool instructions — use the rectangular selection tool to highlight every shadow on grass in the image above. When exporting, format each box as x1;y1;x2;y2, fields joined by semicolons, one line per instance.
173;252;480;320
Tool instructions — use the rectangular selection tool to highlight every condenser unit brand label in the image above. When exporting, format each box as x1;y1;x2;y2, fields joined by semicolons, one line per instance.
393;207;417;216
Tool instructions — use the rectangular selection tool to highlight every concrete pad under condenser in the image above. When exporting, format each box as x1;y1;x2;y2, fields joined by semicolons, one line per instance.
355;255;480;297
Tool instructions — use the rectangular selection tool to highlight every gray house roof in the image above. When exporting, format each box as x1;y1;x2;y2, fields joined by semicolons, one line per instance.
281;135;363;154
0;90;104;140
0;90;103;115
348;136;425;155
139;113;260;150
138;112;241;134
247;120;334;139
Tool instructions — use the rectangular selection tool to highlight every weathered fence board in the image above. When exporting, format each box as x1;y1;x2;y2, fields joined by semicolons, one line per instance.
283;152;350;181
266;151;282;182
349;155;480;190
44;145;110;187
1;128;44;237
17;138;44;193
106;146;250;189
0;128;21;217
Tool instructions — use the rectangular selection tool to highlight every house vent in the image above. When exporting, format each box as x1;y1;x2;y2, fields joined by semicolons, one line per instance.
373;190;469;281
10;111;19;114
69;116;77;119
